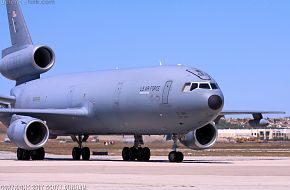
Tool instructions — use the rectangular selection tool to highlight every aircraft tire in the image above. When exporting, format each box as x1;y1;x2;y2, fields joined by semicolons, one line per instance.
142;147;151;161
31;147;45;160
72;147;81;160
81;147;90;160
129;147;137;161
176;152;184;162
168;151;184;162
17;148;23;160
136;147;143;161
17;148;30;161
122;147;131;161
168;151;177;162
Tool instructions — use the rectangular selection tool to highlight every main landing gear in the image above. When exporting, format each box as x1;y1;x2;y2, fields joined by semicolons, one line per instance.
17;147;45;161
71;135;91;160
122;135;151;161
168;134;184;163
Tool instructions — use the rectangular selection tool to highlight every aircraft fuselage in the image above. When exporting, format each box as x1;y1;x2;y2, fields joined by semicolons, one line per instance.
10;65;224;136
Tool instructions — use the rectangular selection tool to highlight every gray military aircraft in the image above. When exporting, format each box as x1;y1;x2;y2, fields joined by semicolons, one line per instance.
0;0;284;162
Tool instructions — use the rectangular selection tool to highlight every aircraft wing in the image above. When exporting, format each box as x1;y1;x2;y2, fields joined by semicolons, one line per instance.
215;110;285;123
220;111;285;116
0;94;15;106
0;108;89;125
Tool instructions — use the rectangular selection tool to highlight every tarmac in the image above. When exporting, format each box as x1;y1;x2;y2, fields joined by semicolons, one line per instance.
0;151;290;190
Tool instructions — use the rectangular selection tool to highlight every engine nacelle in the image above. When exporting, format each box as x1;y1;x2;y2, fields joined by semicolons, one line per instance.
179;123;218;150
248;119;269;127
0;45;55;81
7;115;49;150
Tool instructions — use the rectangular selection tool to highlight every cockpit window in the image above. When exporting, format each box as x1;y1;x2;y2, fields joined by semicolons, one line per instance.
182;83;191;92
199;83;210;89
182;82;219;92
210;83;218;89
190;83;198;91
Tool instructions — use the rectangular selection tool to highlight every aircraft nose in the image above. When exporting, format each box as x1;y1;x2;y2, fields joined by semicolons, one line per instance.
208;95;223;110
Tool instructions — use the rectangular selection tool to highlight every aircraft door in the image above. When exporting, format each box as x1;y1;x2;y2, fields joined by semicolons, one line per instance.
114;82;123;109
162;81;172;104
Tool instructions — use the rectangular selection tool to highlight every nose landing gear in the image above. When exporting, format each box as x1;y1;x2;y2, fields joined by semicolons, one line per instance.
168;134;184;163
71;135;91;160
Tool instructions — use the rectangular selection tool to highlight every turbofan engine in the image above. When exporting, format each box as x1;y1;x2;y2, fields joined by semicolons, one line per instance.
7;115;49;150
0;45;55;82
248;119;269;127
179;123;218;150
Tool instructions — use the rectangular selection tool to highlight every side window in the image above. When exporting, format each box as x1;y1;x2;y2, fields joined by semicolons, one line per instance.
210;83;218;89
182;83;191;92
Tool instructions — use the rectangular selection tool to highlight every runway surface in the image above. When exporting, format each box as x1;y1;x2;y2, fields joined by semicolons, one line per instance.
0;151;290;190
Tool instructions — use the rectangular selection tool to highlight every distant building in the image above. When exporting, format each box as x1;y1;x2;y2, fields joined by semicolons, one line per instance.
223;117;290;129
218;129;290;141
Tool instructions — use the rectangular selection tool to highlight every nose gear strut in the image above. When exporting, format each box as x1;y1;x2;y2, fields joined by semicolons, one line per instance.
168;134;184;162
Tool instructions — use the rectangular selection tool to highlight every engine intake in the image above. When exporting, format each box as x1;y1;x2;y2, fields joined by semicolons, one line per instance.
179;123;218;150
34;47;54;69
248;119;269;127
7;115;49;150
0;45;55;83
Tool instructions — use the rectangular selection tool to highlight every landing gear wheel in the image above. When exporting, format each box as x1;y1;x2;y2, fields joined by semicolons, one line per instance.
71;135;90;160
129;147;137;161
72;147;81;160
31;147;45;160
122;134;151;162
17;148;30;161
168;151;184;163
168;134;184;163
168;151;177;162
176;151;184;162
17;148;23;160
81;147;90;160
122;147;131;161
136;147;144;161
142;147;151;161
122;146;151;161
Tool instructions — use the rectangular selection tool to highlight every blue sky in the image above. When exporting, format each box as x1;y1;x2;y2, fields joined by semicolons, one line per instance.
0;0;289;117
